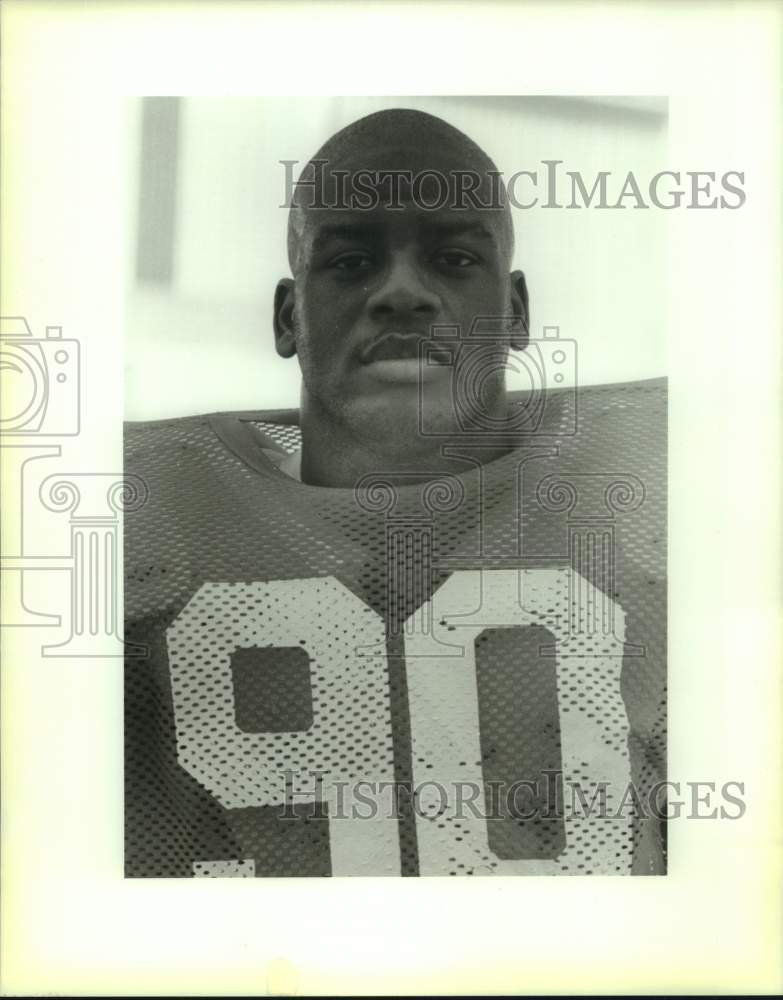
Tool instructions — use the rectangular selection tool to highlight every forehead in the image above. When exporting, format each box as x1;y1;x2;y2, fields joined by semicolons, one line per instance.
289;138;512;268
305;206;505;251
299;140;503;201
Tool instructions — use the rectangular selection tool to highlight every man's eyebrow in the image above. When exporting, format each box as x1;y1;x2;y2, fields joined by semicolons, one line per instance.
309;219;500;252
423;220;498;242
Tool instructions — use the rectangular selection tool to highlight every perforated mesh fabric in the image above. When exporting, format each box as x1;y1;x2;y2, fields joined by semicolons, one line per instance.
124;379;667;877
252;421;301;455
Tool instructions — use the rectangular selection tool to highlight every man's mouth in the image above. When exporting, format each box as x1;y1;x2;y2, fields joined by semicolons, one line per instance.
359;333;452;365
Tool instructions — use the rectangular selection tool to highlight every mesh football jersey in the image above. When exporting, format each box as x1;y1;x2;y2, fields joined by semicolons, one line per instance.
124;379;667;877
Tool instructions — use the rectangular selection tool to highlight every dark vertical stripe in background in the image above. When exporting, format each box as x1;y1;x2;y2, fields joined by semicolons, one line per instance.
136;97;180;285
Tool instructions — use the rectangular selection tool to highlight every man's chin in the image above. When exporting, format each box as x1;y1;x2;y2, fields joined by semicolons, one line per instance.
352;401;473;449
306;367;479;443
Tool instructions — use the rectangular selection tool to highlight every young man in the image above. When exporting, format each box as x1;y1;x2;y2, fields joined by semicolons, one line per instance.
124;109;667;877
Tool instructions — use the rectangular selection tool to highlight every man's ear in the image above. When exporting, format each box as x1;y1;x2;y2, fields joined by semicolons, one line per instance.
273;278;297;358
508;269;530;351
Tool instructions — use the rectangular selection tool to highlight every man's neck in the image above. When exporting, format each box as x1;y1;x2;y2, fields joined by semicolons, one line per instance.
298;397;513;489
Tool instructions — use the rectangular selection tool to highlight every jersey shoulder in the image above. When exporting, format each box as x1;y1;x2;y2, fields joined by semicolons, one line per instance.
125;377;666;458
124;406;299;455
123;377;666;497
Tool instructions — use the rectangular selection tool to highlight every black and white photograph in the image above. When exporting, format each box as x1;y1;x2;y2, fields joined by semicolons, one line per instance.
124;96;669;879
1;1;780;995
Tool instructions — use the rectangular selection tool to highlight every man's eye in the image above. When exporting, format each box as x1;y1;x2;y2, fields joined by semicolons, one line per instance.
433;248;479;268
330;251;373;271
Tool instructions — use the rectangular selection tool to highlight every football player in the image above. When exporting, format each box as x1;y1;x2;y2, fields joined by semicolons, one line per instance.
125;108;667;877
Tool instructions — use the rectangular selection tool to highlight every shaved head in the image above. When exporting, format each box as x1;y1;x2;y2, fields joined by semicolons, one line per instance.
273;106;530;486
287;108;515;274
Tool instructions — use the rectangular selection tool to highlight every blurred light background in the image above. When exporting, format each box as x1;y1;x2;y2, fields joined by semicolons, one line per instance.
124;96;668;420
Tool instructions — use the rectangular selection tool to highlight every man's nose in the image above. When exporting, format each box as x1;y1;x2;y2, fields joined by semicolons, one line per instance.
366;250;441;319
